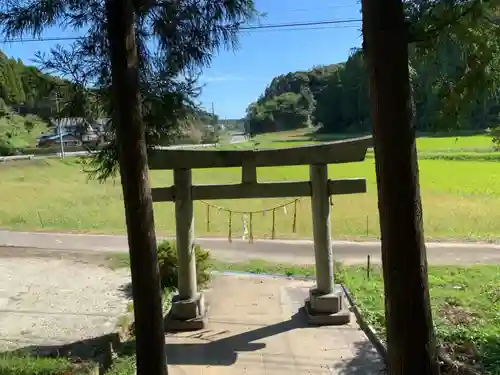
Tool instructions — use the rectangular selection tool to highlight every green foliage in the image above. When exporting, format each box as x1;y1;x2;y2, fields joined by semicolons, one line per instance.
245;80;317;134
0;0;258;181
0;108;47;155
104;355;136;375
0;98;8;116
246;47;500;135
243;50;372;135
246;2;500;136
489;126;500;150
0;50;72;118
173;108;220;145
156;240;212;290
0;108;47;156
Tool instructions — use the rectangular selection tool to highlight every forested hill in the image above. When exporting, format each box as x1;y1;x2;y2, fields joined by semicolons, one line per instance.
0;50;71;118
0;48;219;127
245;49;500;135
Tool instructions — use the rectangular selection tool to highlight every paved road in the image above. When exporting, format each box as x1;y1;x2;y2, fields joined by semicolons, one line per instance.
1;230;499;265
1;134;248;162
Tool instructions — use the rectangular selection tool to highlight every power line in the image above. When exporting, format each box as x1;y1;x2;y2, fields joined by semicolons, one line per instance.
241;19;360;30
0;19;361;44
244;25;361;34
287;4;360;13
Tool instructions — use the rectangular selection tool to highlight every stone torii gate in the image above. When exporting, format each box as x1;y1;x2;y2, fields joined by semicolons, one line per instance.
148;136;371;330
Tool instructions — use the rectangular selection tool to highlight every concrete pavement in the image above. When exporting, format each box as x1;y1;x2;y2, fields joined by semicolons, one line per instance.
166;274;384;374
1;230;500;265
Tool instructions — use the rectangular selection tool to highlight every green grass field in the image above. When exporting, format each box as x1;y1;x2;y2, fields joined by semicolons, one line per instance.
0;130;498;242
230;128;494;151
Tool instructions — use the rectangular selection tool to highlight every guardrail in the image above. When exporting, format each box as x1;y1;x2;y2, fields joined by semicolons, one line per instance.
24;145;104;155
0;137;244;163
156;143;218;150
42;151;98;159
0;154;35;162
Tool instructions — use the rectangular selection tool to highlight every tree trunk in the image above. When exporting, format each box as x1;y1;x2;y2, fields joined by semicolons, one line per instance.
105;1;167;374
360;1;439;374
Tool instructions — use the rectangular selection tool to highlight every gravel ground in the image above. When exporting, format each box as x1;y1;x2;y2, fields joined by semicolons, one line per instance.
0;255;131;350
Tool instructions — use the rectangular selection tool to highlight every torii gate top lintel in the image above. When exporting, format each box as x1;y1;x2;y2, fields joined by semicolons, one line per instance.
148;136;372;202
148;135;373;170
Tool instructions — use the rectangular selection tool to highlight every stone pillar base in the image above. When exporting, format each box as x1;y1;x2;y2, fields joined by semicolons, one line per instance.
164;292;208;332
303;285;351;326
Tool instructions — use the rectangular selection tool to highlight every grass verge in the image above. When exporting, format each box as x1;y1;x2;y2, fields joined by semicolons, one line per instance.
0;353;96;375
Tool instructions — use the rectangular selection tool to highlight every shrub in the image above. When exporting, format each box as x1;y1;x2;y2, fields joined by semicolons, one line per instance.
156;240;211;290
0;99;9;117
489;126;500;150
24;119;35;132
104;355;136;375
0;139;15;156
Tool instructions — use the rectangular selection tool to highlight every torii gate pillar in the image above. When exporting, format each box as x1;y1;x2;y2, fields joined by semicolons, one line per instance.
306;164;350;325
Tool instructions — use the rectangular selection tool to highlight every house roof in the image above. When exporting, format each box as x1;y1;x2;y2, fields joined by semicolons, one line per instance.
50;117;88;127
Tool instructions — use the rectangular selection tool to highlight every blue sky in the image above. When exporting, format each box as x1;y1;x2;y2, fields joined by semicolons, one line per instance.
0;0;362;119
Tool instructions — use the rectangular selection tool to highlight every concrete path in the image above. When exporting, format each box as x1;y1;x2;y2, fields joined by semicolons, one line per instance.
0;246;383;373
1;230;500;265
167;274;384;374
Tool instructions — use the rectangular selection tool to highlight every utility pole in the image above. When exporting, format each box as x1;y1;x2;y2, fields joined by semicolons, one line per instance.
55;93;65;158
105;1;167;374
211;102;219;145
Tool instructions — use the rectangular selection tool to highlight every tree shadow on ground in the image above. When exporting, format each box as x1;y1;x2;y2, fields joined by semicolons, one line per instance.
3;309;383;373
332;340;386;375
119;309;382;373
164;310;309;366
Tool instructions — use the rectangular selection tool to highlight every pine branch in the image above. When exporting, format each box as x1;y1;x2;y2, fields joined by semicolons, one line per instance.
0;0;257;180
409;0;483;43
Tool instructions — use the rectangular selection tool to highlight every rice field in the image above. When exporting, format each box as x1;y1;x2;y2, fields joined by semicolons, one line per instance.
0;130;498;243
